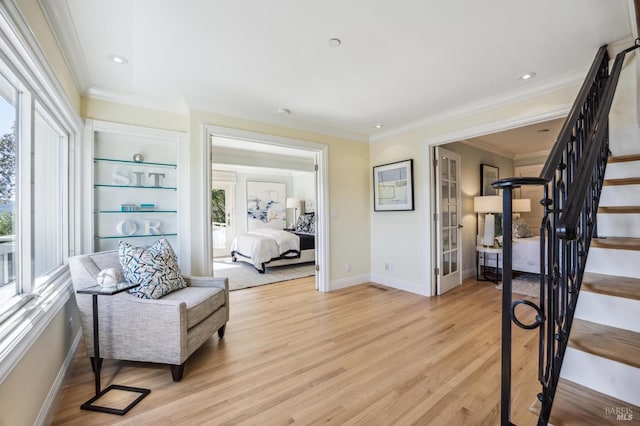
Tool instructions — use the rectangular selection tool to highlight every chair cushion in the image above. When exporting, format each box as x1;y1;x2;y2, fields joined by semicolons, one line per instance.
162;286;226;329
119;238;187;299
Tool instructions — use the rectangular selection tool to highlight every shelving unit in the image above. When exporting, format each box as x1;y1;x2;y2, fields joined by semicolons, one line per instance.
89;121;181;254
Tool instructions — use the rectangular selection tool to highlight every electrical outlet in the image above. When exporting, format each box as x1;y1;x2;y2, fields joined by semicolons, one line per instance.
345;262;351;272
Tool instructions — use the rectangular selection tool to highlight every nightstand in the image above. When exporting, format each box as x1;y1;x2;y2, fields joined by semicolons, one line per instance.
476;245;502;283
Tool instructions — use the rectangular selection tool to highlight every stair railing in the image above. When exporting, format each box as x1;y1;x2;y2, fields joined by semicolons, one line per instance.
493;39;640;426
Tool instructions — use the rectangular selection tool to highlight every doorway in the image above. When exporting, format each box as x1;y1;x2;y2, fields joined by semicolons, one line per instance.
203;125;329;292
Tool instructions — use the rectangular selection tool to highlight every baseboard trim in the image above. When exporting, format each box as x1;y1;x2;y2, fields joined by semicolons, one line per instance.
34;329;82;426
330;274;370;291
370;274;429;296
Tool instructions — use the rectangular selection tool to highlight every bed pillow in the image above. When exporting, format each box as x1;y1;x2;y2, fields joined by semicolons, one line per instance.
295;212;315;233
513;218;533;238
119;238;186;299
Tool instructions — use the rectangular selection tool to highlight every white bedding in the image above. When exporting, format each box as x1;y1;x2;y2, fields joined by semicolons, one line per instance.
230;229;300;271
512;236;541;274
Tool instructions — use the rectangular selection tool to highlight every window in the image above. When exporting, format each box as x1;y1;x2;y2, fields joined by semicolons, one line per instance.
0;71;17;303
0;51;70;311
0;2;78;381
33;105;68;283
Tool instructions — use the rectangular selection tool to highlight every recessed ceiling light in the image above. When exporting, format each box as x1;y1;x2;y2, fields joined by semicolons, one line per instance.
277;108;291;115
328;38;342;47
519;72;536;80
109;54;128;64
375;124;384;129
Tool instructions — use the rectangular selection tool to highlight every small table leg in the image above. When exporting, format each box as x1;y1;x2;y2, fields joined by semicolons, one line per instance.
80;294;150;415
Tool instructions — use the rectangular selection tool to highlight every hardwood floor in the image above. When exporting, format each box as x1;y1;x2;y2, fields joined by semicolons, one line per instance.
50;278;540;425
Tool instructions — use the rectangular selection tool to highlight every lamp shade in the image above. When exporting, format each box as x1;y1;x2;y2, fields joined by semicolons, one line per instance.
286;197;300;209
474;195;531;213
513;198;531;213
473;195;502;213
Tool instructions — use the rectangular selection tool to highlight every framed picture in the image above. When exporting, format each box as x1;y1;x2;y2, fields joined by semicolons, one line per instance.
373;159;414;211
246;181;286;230
481;164;499;196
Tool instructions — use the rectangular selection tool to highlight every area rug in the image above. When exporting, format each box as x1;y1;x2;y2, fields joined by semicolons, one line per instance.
213;257;315;291
495;273;541;298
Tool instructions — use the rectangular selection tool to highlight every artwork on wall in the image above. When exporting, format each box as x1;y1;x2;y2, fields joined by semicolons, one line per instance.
481;164;499;196
373;159;414;211
246;181;286;230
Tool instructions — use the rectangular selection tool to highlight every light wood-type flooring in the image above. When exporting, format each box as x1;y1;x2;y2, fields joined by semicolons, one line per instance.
50;277;540;425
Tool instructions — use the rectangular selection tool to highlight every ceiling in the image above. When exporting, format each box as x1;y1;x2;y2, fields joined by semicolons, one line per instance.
467;117;566;159
41;0;633;143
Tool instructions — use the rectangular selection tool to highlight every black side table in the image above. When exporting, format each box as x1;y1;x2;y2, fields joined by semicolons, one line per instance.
76;283;151;415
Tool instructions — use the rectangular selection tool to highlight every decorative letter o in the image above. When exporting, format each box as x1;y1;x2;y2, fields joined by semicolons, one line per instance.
116;220;138;236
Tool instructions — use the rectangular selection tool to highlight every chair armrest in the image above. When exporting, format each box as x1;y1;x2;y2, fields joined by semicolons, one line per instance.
183;275;228;292
182;275;229;321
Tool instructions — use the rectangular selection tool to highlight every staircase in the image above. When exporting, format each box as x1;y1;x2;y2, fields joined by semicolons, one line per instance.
495;41;640;425
543;147;640;425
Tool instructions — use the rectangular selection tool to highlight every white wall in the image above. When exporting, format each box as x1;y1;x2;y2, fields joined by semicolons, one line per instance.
370;85;580;296
293;172;315;213
222;170;294;233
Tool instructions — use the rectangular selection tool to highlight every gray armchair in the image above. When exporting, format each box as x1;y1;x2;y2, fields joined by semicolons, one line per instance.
68;250;229;381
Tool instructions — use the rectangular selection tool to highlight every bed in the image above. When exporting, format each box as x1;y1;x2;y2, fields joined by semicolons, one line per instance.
512;236;542;274
230;228;315;273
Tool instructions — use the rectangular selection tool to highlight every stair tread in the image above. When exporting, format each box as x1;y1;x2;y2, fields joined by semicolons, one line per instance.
608;154;640;163
548;379;640;425
603;177;640;186
591;237;640;251
582;272;640;301
598;206;640;214
568;319;640;369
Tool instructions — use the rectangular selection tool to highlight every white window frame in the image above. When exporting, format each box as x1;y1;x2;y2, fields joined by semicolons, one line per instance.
0;2;82;383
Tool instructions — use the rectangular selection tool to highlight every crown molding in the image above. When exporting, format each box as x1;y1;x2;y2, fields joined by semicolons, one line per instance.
370;67;587;143
0;0;82;130
514;149;551;161
38;0;90;92
86;86;189;114
608;34;636;56
85;87;369;143
186;98;370;143
421;102;571;148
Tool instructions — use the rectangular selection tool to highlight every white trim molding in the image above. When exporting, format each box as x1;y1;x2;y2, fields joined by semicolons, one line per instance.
371;70;584;143
370;274;429;297
421;102;572;148
0;271;73;384
330;274;371;291
204;125;331;292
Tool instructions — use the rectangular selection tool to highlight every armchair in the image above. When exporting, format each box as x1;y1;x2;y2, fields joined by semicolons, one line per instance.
68;250;229;381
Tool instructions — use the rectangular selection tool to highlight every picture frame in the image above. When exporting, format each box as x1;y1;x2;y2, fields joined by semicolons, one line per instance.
246;181;286;230
373;159;414;211
481;164;499;196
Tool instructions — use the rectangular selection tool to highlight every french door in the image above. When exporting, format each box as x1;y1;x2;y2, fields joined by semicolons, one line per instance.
435;147;462;294
212;183;235;258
